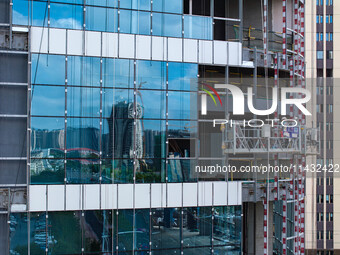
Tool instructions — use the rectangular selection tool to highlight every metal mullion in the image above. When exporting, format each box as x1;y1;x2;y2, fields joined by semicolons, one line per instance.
9;0;13;49
47;0;50;54
165;62;169;185
99;36;103;186
133;59;137;254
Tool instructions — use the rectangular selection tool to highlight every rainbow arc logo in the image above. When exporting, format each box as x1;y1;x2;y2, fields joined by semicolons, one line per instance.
200;83;223;115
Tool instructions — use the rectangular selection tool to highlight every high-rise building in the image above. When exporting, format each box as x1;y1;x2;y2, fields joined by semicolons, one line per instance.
305;0;338;254
0;0;317;254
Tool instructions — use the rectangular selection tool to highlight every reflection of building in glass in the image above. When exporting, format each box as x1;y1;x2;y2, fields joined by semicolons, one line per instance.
1;0;313;254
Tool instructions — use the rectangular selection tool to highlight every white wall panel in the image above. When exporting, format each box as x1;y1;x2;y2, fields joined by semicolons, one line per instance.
228;42;242;66
183;183;198;207
228;182;239;205
85;31;101;57
151;183;166;208
118;184;133;209
102;32;118;58
67;30;83;55
119;34;135;59
135;184;150;208
84;184;100;210
29;185;46;211
30;27;48;53
213;182;228;206
167;183;182;208
198;40;213;64
213;41;228;65
136;35;151;60
101;184;117;209
151;36;167;61
184;39;198;63
168;38;182;62
198;182;213;206
49;28;66;54
65;185;82;211
47;185;64;211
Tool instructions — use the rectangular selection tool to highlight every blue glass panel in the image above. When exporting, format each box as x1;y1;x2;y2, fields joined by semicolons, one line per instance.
136;60;166;90
168;63;198;91
47;211;82;253
67;86;100;117
53;0;83;4
84;210;113;253
152;13;182;38
119;10;150;35
31;117;65;158
113;159;134;183
32;1;48;27
86;6;118;32
50;3;83;29
9;213;28;254
118;210;134;252
138;119;166;158
87;0;117;7
102;88;134;118
101;159;113;183
12;0;29;25
66;159;100;183
182;207;212;248
134;209;150;251
136;90;166;119
68;56;101;87
31;85;65;116
31;159;65;184
184;15;212;40
153;0;182;14
136;159;165;183
213;206;242;252
102;59;134;88
151;208;181;249
32;54;65;85
167;159;197;182
120;0;151;11
66;118;100;158
168;91;197;119
30;212;47;254
167;120;198;138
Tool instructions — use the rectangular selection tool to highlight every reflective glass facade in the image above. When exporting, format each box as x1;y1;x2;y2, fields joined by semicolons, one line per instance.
30;55;198;184
10;207;241;254
8;0;242;254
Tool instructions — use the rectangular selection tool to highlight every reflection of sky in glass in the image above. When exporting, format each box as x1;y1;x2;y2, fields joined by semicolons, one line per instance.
119;10;150;35
184;15;213;40
86;6;117;32
50;3;83;29
31;54;65;85
31;117;64;131
136;90;166;119
168;63;198;91
152;13;182;38
168;91;197;120
103;59;134;88
68;56;101;87
153;0;182;14
136;61;166;90
86;0;117;7
67;87;101;117
12;0;29;25
31;85;65;116
120;0;150;11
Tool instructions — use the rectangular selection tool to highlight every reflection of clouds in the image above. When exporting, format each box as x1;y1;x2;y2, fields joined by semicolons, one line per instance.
51;18;82;30
13;10;28;25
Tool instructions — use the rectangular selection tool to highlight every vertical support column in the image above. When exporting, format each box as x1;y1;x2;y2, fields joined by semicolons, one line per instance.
263;0;268;67
263;188;268;255
239;0;243;45
282;0;287;69
274;55;278;201
282;191;287;255
300;4;305;255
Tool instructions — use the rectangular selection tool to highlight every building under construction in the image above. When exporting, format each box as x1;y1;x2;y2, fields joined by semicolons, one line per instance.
0;0;319;254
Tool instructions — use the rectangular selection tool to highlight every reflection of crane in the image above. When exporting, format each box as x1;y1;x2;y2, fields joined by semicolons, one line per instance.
102;211;110;254
135;81;147;158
